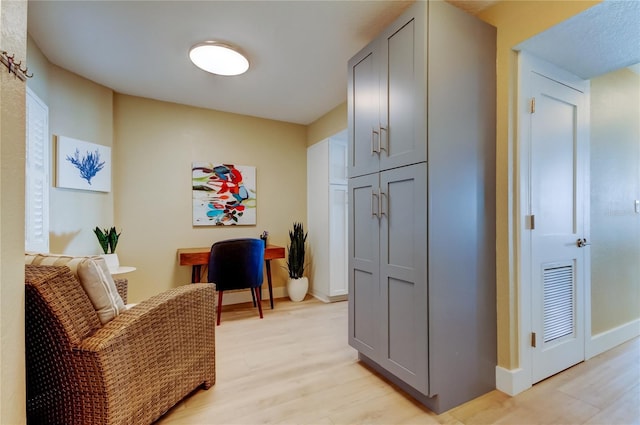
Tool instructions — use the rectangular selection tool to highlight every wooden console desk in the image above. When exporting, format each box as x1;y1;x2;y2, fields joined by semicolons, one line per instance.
177;245;285;309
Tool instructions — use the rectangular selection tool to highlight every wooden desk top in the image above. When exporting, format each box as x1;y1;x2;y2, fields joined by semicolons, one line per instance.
178;245;285;266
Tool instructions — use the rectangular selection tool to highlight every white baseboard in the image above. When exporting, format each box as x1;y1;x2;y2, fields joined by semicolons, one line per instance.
221;286;288;305
586;318;640;359
310;291;330;303
495;366;531;396
310;291;348;303
494;319;639;397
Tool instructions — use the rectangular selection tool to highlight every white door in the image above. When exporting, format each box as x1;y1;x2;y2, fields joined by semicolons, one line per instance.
528;68;589;383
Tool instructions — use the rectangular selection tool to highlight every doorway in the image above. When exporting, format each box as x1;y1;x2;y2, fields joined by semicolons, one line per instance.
519;53;590;384
514;0;640;392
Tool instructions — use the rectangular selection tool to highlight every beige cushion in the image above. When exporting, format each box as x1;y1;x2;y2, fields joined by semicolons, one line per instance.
25;252;39;265
77;258;126;324
29;253;89;275
29;253;126;324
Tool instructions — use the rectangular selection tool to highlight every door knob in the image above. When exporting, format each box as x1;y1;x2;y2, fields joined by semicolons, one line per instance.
576;238;591;248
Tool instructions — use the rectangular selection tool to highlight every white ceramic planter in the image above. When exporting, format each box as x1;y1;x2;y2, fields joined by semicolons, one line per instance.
287;276;308;302
100;253;120;273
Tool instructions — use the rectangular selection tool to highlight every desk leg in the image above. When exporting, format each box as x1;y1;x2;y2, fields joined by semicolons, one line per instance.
265;260;274;309
192;265;201;283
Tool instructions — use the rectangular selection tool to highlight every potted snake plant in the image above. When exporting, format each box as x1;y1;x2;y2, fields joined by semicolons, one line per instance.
94;226;121;272
286;222;308;302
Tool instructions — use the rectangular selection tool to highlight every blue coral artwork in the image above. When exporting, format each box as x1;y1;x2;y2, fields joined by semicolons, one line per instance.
56;136;111;192
192;162;257;226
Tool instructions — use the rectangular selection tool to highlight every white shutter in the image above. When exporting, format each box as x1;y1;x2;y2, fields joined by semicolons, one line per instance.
25;87;50;253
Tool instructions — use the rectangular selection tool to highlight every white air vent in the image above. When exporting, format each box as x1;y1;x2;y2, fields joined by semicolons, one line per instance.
543;264;574;343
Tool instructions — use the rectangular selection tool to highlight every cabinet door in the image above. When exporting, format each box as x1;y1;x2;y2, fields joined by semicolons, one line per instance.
307;141;330;300
348;5;427;178
329;184;348;297
348;173;380;360
329;133;348;184
378;5;427;172
379;163;428;393
348;45;380;178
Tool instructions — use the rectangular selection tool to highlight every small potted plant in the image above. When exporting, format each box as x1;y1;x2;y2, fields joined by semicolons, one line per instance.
94;226;121;272
286;222;308;302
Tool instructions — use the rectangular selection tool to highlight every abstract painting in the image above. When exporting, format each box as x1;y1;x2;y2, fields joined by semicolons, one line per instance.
56;136;111;192
192;162;256;226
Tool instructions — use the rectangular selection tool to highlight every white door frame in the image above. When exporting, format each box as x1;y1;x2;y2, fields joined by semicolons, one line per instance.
505;51;592;395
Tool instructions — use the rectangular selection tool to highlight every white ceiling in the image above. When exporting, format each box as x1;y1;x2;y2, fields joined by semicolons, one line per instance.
28;1;638;125
27;0;417;125
27;0;503;125
516;0;640;79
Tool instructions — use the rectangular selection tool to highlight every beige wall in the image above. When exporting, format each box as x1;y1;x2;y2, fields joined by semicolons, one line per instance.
590;68;640;334
477;0;601;369
27;36;115;256
306;101;347;147
0;0;27;423
48;66;115;255
113;94;307;302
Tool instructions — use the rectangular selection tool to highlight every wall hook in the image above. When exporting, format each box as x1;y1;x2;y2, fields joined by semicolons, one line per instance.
0;50;33;81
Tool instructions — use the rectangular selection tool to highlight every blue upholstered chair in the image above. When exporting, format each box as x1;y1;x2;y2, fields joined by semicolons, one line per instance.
208;238;265;326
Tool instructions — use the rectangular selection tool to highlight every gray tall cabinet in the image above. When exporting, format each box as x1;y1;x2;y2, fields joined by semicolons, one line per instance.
347;1;497;413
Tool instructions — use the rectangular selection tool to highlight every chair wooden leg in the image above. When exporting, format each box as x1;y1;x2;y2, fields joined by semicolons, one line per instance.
217;290;223;326
251;288;257;307
254;287;263;319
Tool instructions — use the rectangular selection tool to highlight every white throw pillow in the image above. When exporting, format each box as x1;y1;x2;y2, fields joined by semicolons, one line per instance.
77;257;126;324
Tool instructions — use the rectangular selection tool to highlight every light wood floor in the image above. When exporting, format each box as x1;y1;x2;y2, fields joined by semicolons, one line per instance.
156;297;640;425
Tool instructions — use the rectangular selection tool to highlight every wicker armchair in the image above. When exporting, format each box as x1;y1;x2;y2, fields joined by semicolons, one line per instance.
25;264;216;425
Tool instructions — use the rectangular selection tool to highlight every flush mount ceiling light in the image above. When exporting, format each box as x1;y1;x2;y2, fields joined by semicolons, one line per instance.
189;41;249;76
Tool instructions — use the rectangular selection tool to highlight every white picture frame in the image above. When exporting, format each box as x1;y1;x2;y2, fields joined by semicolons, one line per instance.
56;135;111;192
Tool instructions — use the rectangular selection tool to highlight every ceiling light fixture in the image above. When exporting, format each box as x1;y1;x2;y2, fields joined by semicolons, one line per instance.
189;41;249;76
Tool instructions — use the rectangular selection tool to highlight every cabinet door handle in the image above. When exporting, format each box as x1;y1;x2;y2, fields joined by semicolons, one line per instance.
379;189;387;217
372;189;379;218
371;128;380;155
379;125;387;153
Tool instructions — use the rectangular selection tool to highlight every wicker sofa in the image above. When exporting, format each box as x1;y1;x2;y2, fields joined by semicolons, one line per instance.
25;264;216;425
